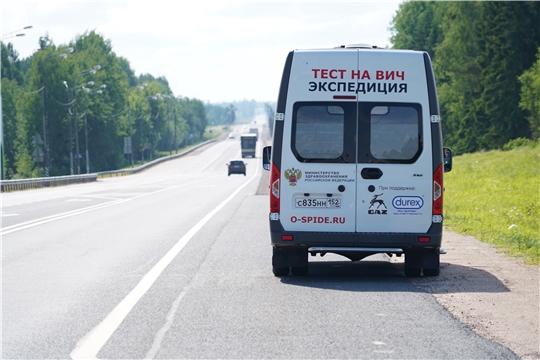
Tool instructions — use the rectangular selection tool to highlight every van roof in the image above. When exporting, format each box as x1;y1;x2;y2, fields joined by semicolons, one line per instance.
336;44;384;49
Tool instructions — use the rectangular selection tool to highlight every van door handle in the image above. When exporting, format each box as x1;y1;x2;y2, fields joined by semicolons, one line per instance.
361;168;383;179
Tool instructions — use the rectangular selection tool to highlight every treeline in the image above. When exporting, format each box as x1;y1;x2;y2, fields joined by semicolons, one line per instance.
391;1;540;154
205;100;276;125
1;31;208;179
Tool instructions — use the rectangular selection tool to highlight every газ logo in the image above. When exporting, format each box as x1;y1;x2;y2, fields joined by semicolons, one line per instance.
368;193;387;215
392;196;424;209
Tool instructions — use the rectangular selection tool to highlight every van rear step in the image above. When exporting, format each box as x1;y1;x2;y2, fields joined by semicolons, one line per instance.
308;247;446;254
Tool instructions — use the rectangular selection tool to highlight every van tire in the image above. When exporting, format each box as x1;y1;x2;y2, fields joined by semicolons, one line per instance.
291;265;308;276
423;268;440;277
404;268;421;277
273;266;289;277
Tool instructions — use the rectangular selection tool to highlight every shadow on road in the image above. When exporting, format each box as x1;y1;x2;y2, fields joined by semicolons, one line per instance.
278;258;510;295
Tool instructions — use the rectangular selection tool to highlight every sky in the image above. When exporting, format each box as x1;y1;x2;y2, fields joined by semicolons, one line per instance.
2;1;403;104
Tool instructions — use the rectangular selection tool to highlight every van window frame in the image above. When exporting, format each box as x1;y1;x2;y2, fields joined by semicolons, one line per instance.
290;101;423;165
291;101;357;164
358;102;423;164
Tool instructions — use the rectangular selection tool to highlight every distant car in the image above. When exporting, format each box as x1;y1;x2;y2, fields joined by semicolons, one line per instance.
228;133;235;139
227;160;246;176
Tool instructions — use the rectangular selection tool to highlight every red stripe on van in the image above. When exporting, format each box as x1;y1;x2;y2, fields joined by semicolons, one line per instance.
333;95;356;100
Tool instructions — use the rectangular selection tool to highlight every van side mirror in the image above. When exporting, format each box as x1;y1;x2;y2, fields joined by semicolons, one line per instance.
443;147;453;172
262;146;272;171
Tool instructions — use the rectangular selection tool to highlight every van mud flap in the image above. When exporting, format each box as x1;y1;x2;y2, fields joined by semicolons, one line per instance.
404;249;440;270
273;247;308;268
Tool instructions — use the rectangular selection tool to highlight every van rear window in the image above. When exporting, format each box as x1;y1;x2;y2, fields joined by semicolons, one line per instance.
370;105;421;162
293;105;345;160
291;102;421;164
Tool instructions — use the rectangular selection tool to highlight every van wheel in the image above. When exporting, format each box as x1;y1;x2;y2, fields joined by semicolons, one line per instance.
423;268;440;277
272;266;289;277
404;268;421;277
291;265;308;276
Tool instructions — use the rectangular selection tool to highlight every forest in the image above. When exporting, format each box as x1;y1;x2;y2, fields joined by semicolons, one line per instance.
2;1;540;180
391;1;540;153
1;31;208;179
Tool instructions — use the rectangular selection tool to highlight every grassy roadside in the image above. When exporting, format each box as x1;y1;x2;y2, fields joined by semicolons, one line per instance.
153;126;224;160
444;141;539;265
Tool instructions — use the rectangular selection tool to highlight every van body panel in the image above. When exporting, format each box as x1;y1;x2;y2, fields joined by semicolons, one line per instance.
268;46;445;274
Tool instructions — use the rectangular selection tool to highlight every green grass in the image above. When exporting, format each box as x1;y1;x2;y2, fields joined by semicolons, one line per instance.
202;125;224;140
444;142;540;264
154;126;224;159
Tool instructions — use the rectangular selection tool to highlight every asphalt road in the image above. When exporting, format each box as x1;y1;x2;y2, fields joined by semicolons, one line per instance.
1;125;518;359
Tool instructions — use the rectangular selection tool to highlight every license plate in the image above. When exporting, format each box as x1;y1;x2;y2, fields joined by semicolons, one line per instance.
295;197;341;208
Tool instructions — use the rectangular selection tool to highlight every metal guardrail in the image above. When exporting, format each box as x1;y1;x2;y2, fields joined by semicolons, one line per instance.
1;140;215;192
0;174;98;192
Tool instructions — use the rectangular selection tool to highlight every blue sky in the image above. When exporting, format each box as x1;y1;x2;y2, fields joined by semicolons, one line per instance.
2;1;403;103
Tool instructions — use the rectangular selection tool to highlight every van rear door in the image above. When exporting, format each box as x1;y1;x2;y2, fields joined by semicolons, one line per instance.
355;51;433;234
278;49;433;236
279;50;358;234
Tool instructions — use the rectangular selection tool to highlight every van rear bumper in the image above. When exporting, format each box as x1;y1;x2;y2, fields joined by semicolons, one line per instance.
269;220;443;251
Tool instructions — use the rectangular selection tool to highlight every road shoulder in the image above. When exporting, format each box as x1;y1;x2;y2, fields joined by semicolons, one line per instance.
410;231;539;360
255;134;539;359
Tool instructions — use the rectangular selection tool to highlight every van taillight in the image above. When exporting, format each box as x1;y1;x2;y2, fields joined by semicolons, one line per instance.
433;163;443;216
270;161;280;213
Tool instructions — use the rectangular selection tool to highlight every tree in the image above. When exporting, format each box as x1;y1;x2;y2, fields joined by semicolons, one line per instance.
205;103;229;125
2;30;211;178
67;31;132;171
1;42;24;84
1;78;21;178
225;104;236;125
390;1;448;60
265;103;274;134
519;48;540;140
435;1;540;153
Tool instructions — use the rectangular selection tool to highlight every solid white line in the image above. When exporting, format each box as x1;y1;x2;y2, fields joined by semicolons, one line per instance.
70;159;260;359
0;200;126;235
1;213;20;217
1;173;224;236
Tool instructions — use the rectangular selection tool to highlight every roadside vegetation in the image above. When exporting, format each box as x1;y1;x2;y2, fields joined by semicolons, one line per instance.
153;125;223;160
392;2;540;155
444;140;539;264
391;2;539;265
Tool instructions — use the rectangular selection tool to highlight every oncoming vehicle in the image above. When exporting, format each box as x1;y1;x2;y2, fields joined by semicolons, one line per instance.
227;160;246;176
262;44;453;277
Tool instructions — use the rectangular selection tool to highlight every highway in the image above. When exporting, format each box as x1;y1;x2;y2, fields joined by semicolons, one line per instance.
1;125;518;359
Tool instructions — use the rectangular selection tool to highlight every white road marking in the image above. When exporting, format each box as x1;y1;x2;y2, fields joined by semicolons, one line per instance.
1;176;221;236
70;158;260;360
145;289;188;359
1;213;20;217
1;187;178;236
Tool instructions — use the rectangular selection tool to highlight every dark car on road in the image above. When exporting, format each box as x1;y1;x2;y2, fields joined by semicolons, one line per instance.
227;160;246;176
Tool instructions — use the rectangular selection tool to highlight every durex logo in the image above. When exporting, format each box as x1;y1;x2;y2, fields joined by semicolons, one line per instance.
392;196;424;209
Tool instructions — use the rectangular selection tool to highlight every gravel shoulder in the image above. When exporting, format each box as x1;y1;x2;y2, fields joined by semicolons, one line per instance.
257;166;539;359
409;231;539;359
